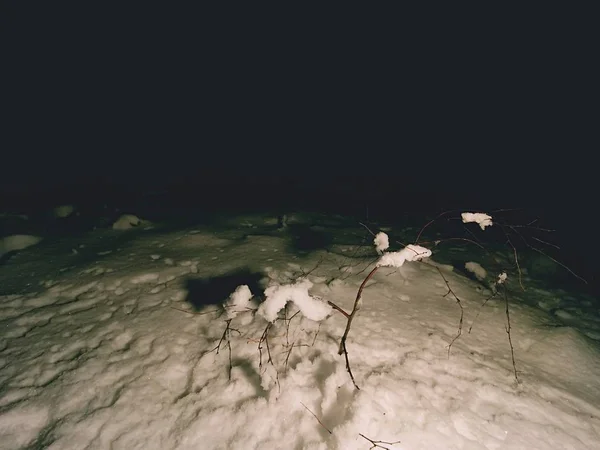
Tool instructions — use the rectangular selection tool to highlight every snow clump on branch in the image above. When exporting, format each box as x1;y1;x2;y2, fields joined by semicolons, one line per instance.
461;212;493;230
257;278;332;323
374;232;390;254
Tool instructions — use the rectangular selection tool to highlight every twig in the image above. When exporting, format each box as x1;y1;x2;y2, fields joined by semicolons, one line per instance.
300;255;325;278
210;319;240;380
418;237;486;250
300;402;332;434
328;301;350;318
284;341;296;370
529;246;587;284
258;323;273;369
350;257;380;278
258;321;280;391
359;433;401;449
530;235;560;249
502;228;525;291
414;209;456;244
312;322;321;346
468;291;498;334
337;265;381;389
169;306;221;316
434;266;464;358
285;309;301;346
507;223;555;232
359;222;377;237
508;225;587;284
503;285;519;383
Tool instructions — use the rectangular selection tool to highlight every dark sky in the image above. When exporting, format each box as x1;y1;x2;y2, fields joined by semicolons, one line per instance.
1;4;595;217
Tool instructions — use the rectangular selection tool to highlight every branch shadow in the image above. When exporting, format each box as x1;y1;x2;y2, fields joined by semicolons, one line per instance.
286;224;334;255
184;269;264;310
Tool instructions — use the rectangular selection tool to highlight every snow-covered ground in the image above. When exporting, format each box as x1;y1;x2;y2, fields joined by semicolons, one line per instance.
1;211;599;449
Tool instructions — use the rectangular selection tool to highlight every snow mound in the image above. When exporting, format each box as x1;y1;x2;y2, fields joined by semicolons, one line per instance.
112;214;146;230
0;234;42;258
53;204;75;218
465;261;487;281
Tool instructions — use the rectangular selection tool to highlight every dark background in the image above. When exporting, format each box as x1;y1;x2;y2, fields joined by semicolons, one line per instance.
1;4;597;292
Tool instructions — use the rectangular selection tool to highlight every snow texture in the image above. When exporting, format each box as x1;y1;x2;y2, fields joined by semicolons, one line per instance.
461;212;493;230
374;232;389;254
0;211;599;450
376;244;432;267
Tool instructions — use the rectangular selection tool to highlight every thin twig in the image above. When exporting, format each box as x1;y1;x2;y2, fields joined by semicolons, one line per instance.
300;255;325;278
337;265;380;389
169;306;221;316
468;291;498;334
415;209;456;244
507;224;587;284
300;402;332;434
418;237;486;250
210;319;240;380
312;322;321;346
359;433;401;449
328;301;350;318
530;235;560;249
434;266;464;358
258;323;273;369
507;224;555;232
359;222;377;237
529;246;588;284
285;309;301;347
503;286;519;383
502;228;525;291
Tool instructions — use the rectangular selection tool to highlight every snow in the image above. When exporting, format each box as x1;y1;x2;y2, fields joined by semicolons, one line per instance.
497;272;508;284
258;278;332;323
1;211;599;449
465;261;487;282
112;214;145;230
373;232;389;254
0;234;42;258
53;205;75;218
224;285;255;320
376;244;432;268
461;212;493;230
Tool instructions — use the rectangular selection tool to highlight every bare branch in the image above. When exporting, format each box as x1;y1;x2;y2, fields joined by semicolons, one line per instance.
258;323;273;369
468;291;498;334
300;402;332;434
359;222;377;237
209;319;240;380
169;306;222;316
502;228;525;291
337;265;381;389
434;266;464;358
507;225;587;284
359;433;401;449
415;209;459;244
530;236;560;249
503;286;519;383
418;237;486;250
328;301;350;318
